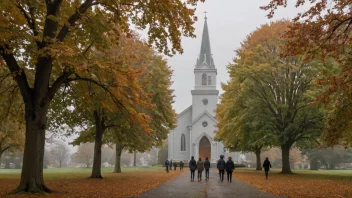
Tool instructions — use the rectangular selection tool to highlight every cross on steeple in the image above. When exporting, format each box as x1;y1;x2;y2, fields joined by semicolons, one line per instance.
204;11;208;20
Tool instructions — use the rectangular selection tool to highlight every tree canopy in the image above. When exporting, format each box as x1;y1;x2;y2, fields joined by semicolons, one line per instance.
262;0;352;146
217;21;325;173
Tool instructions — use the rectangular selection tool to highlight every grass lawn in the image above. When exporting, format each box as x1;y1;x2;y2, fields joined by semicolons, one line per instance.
234;168;352;198
0;166;181;197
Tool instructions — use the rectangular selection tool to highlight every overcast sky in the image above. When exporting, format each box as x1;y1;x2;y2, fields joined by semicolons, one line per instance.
62;1;309;152
167;0;308;113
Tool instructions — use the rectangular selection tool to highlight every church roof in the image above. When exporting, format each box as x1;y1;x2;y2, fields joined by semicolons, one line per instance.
177;105;192;118
191;111;218;126
196;16;215;68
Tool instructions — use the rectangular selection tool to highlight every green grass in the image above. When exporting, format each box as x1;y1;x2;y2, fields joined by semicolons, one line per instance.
0;166;164;180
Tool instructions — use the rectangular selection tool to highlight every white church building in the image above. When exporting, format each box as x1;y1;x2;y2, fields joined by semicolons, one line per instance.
168;16;241;164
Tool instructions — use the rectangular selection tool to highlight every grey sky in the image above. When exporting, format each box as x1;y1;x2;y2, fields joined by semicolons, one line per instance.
167;0;307;113
62;1;308;152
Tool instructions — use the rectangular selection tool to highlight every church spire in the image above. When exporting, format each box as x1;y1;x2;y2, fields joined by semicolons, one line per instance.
196;13;214;68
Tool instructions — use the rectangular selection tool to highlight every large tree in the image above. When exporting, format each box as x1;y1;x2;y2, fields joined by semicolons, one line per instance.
219;21;325;173
262;0;352;146
216;87;273;170
0;0;202;193
73;37;176;174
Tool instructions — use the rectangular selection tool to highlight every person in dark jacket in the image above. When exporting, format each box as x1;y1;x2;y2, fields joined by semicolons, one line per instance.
173;161;178;170
225;156;235;183
204;157;211;180
189;156;197;181
165;159;170;173
196;158;204;181
263;157;272;179
180;161;184;171
169;159;173;171
217;155;226;181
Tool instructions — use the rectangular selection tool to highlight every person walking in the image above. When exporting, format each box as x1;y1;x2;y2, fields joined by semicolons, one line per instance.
189;156;197;181
173;161;178;170
263;157;272;180
204;157;211;180
180;161;184;171
197;158;204;181
217;155;225;181
169;159;173;171
225;156;235;183
165;159;170;173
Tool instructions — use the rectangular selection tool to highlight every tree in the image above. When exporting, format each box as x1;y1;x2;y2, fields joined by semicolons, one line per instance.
109;52;176;173
216;78;273;170
71;34;175;174
50;141;69;168
262;0;352;146
221;21;325;173
0;0;202;193
71;143;94;168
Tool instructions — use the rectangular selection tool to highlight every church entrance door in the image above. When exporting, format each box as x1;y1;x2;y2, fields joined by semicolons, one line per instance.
199;136;211;161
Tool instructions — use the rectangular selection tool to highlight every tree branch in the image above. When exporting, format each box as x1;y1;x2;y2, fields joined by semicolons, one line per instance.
48;70;74;100
15;2;39;37
0;45;32;101
56;0;95;42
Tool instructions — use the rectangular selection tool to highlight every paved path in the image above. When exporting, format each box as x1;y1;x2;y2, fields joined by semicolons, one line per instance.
140;170;283;198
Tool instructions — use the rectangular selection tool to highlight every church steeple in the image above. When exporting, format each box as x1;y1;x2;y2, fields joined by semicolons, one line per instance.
196;14;215;68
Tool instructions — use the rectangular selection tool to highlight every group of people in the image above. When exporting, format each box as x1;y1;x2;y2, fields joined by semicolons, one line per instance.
164;159;184;173
188;155;235;182
165;156;273;181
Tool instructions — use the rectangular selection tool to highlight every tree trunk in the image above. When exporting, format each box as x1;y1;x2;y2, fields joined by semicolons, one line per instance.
90;110;104;179
86;156;90;168
0;151;3;162
114;143;124;173
133;151;137;167
13;106;51;193
15;159;21;169
309;158;319;170
5;159;10;169
59;161;62;168
255;149;262;171
281;145;293;174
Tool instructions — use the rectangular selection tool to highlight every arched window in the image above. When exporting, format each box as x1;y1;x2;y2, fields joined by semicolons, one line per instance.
202;73;207;85
208;76;212;85
181;134;186;151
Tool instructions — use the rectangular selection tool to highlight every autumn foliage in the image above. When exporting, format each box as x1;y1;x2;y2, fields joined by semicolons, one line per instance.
262;0;352;146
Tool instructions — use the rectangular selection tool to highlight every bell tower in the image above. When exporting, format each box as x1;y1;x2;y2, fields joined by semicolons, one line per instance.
191;14;219;121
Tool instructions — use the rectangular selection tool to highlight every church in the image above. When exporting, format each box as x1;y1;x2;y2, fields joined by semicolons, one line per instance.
168;16;240;164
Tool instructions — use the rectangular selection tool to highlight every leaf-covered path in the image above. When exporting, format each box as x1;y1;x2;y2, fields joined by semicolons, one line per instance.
140;169;283;198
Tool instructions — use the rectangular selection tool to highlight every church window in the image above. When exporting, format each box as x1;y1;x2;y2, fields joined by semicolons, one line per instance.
181;134;186;151
202;73;207;85
208;76;212;85
202;98;208;106
202;121;208;127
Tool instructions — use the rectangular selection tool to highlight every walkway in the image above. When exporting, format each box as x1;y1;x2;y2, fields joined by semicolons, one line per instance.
140;170;283;198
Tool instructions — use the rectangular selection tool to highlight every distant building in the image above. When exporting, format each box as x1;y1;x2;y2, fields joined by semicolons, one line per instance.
168;16;240;163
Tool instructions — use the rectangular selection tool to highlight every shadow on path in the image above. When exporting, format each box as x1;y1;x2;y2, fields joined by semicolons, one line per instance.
140;169;285;198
